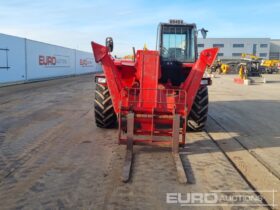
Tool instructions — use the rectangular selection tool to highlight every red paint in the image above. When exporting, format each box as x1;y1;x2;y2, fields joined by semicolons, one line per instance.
39;55;56;65
91;42;218;146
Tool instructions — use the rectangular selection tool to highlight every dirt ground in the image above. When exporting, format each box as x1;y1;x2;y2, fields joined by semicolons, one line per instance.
0;74;279;210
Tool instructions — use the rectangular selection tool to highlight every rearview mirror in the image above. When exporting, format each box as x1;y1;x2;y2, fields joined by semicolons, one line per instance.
105;37;113;52
200;28;208;39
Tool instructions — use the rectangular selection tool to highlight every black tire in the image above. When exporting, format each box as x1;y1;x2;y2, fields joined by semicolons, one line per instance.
94;83;117;128
188;86;208;131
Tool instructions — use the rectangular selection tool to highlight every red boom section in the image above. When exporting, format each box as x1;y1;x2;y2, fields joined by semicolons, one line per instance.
92;41;218;117
182;48;219;114
136;50;160;109
91;42;125;113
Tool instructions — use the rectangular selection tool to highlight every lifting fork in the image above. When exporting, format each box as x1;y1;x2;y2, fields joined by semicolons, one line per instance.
121;112;188;184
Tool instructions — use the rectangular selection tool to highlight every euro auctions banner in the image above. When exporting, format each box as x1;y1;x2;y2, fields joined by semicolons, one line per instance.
75;50;98;74
0;33;101;85
26;40;75;80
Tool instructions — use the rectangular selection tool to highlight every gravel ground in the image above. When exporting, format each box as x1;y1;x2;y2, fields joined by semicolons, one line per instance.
0;74;278;210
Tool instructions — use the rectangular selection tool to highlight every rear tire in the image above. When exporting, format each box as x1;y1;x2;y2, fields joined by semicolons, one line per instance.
188;86;208;131
94;83;117;128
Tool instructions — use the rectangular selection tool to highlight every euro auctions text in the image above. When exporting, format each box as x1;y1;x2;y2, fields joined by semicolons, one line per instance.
166;190;277;207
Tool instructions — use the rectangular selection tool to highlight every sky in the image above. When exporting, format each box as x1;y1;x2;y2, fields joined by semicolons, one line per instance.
1;0;280;56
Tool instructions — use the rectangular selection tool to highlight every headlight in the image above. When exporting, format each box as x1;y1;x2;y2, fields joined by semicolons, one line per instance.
97;77;106;83
200;79;209;85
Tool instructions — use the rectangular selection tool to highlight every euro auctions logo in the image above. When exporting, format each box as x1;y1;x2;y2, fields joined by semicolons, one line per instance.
39;55;70;68
166;190;277;207
80;58;93;67
167;192;219;206
39;55;56;66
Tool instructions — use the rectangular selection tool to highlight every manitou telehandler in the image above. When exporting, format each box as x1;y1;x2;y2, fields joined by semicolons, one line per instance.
91;19;218;183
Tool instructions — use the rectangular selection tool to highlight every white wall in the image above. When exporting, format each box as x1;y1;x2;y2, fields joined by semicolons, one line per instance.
0;34;26;83
0;33;101;85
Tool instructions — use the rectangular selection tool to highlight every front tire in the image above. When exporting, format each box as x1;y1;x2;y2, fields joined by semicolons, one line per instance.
188;86;209;131
94;83;117;128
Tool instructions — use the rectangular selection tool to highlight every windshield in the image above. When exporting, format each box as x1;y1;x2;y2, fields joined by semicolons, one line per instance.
161;26;195;62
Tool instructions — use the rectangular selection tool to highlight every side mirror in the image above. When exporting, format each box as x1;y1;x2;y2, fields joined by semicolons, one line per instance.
105;37;113;52
200;28;208;39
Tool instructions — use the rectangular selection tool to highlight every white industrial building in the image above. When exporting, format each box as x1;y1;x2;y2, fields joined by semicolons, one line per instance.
269;39;280;59
198;38;280;60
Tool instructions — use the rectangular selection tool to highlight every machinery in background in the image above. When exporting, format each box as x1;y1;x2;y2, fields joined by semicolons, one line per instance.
241;53;280;74
234;54;265;84
260;59;280;74
240;53;262;77
123;44;148;60
210;60;230;74
221;63;230;74
241;53;261;61
91;19;218;183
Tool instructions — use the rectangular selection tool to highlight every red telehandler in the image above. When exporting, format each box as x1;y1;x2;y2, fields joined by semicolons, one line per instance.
91;19;218;183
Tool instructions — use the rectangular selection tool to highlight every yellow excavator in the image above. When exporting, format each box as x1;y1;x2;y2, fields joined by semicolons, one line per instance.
260;59;280;74
211;60;231;74
240;53;280;74
238;54;262;78
241;53;261;61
